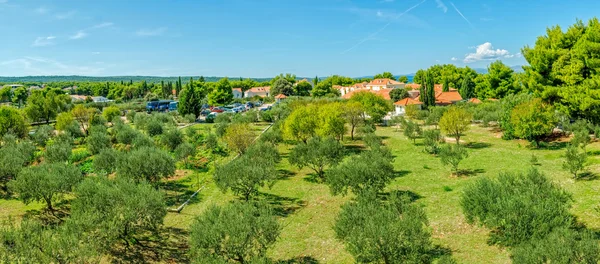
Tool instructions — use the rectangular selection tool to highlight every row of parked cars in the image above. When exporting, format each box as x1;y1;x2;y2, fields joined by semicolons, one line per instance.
202;101;265;116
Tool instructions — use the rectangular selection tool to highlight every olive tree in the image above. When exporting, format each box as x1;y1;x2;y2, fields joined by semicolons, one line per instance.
93;148;120;175
403;120;422;144
223;123;255;155
86;126;111;154
288;136;345;181
335;192;434;264
214;143;280;201
9;163;82;211
326;147;395;197
461;169;573;246
439;144;468;174
70;177;166;248
189;201;280;263
439;106;472;145
44;138;72;164
563;145;587;179
117;147;175;185
511;228;599;263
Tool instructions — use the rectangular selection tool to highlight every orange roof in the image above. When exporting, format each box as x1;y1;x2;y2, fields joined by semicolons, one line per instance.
436;91;463;105
405;83;421;90
342;88;392;100
394;97;423;106
468;98;482;104
275;94;287;99
368;78;403;86
247;86;270;93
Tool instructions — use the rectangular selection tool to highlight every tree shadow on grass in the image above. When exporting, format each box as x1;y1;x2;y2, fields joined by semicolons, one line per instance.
277;256;319;264
587;150;600;156
535;141;568;151
576;172;598;181
161;181;200;208
394;170;411;179
259;192;307;217
378;190;423;203
456;168;486;177
108;227;190;263
344;144;366;155
278;169;297;180
431;245;454;261
465;142;492;149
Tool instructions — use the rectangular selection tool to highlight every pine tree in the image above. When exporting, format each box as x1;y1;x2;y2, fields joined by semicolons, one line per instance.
460;74;475;99
314;76;319;86
442;77;449;92
199;76;205;83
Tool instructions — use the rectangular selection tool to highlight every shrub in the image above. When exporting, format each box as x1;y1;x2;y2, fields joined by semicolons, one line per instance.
69;148;91;164
161;128;184;151
563;145;587;178
145;120;164;136
461;169;573;246
45;139;72;164
126;110;137;123
86;126;111;154
31;125;54;147
183;114;196;123
102;106;121;124
439;144;468;173
423;129;442;154
93;148;120;175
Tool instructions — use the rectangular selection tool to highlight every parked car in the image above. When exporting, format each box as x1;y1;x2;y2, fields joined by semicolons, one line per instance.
210;106;224;113
245;102;254;109
200;109;211;116
224;109;235;114
259;106;271;111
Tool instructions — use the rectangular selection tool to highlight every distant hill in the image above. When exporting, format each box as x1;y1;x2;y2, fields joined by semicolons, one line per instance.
0;76;273;84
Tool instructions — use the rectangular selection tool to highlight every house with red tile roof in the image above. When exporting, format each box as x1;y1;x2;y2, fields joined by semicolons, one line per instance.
232;88;243;99
244;86;271;98
394;97;423;115
274;94;287;102
435;90;463;105
366;78;405;91
341;88;393;100
468;98;482;104
335;82;368;97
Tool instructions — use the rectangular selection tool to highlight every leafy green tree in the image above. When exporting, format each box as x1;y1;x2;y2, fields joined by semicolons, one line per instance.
563;145;587;178
294;81;313;96
423;129;442;154
283;105;318;142
161;128;184;151
289;136;345;180
175;142;195;165
403;120;422;144
86;126;111;154
271;78;294;96
350;91;393;123
439;144;468;174
31;125;53;147
223;123;255;155
71;105;96;135
373;72;396;80
311;81;337;97
343;101;364;140
24;90;70;124
145;119;164;136
44;138;72;164
0;219;99;263
9;163;82;211
178;79;202;117
55;112;74;132
0;106;27;138
510;98;556;146
335;191;434;264
71;177;166;248
117;147;175;184
326;148;394;197
0;139;35;192
11;87;28;107
477;60;518;99
398;76;409;83
93;148;120;175
102;105;121;123
214;143;280;201
511;228;599;264
425;70;436;107
189;201;280;263
389;88;409;102
439;106;472;145
461;169;573;246
208;77;234;105
414;69;426;84
316;102;347;140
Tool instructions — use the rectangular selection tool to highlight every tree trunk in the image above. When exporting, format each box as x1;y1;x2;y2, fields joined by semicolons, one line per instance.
351;125;355;140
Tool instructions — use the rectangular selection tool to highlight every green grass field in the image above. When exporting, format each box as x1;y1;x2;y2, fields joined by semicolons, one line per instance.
2;123;600;263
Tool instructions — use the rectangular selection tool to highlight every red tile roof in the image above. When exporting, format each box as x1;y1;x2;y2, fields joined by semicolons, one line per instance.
468;98;482;104
405;83;421;89
247;86;270;93
368;78;403;86
275;94;287;99
436;91;463;105
394;97;423;106
342;88;392;100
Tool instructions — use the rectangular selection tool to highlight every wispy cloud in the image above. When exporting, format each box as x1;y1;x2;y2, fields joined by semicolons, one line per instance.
341;0;427;54
32;36;56;47
55;10;76;20
435;0;448;13
0;56;105;76
69;31;87;40
35;6;47;14
463;42;514;63
136;27;167;37
451;57;458;61
450;2;475;30
69;22;114;41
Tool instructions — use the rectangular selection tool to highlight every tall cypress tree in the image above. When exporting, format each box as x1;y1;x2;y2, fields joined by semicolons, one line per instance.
419;74;427;104
199;76;205;83
442;77;449;92
460;74;475;99
426;72;436;107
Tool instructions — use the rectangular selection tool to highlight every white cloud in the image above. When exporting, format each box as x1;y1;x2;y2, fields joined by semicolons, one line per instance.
435;0;448;13
0;56;105;76
91;22;113;29
69;31;87;40
32;36;56;47
451;57;458;61
35;6;47;14
463;42;514;63
136;27;167;37
55;10;76;20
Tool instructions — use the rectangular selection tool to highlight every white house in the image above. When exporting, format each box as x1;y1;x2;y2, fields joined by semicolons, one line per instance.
244;86;271;98
232;88;243;99
394;97;423;116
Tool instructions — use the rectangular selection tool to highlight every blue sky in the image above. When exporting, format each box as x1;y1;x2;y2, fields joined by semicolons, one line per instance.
0;0;598;77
